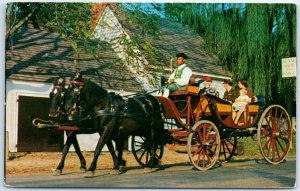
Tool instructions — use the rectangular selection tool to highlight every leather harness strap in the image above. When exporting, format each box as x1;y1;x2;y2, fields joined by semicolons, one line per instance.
70;80;85;86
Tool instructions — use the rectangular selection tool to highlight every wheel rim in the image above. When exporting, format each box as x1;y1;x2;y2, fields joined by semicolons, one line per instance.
219;130;237;161
131;136;163;167
187;120;220;171
258;105;292;164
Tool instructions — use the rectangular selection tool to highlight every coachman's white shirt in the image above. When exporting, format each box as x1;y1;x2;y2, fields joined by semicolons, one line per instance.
168;64;193;86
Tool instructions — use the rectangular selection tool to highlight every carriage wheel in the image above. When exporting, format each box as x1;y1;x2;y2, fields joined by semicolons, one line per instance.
219;132;237;162
257;105;292;164
187;120;220;171
131;136;164;167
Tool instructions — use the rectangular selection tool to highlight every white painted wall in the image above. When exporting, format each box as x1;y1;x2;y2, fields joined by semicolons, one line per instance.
6;80;53;152
5;79;137;153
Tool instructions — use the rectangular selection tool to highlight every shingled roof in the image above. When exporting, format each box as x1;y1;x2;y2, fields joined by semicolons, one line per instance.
5;27;142;92
113;6;230;79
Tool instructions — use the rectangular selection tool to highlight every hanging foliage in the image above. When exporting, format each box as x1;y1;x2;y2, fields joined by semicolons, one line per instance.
164;3;296;106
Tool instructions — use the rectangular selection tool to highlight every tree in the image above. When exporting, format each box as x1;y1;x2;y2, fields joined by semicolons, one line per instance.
164;3;296;107
5;3;162;87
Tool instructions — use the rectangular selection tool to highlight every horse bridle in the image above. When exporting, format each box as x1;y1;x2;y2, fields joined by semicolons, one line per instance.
49;83;66;117
67;80;85;117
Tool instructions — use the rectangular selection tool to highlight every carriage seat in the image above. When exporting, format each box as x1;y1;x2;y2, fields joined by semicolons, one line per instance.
204;94;260;114
169;85;199;97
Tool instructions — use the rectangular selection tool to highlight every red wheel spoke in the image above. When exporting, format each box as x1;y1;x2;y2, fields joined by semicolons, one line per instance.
196;127;203;142
263;137;271;152
264;116;272;131
271;138;276;160
206;150;212;163
188;121;220;170
193;147;203;158
279;110;284;122
196;150;204;167
274;139;281;160
258;105;291;164
211;140;218;155
278;118;288;131
275;137;286;153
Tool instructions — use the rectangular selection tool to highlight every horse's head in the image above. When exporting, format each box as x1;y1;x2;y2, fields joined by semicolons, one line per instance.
49;78;66;118
64;76;110;121
64;80;85;121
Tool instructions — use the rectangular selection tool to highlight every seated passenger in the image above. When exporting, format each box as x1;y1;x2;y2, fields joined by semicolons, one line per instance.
222;79;238;103
198;76;219;97
232;89;251;124
159;53;192;97
238;79;253;100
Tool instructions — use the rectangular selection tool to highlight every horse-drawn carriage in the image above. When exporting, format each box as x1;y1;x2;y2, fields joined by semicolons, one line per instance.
33;76;292;176
154;84;292;170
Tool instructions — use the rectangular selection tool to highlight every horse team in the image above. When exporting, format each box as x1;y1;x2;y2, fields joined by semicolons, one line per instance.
48;73;164;177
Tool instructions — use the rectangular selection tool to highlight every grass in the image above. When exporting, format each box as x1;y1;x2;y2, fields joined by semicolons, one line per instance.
237;132;296;158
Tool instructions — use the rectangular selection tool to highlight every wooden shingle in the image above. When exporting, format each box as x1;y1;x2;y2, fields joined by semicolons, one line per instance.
6;27;143;92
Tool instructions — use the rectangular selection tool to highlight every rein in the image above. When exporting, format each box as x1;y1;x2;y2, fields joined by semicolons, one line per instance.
70;80;85;86
122;89;159;98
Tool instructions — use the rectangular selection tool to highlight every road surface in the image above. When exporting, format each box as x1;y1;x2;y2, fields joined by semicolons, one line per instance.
4;156;296;189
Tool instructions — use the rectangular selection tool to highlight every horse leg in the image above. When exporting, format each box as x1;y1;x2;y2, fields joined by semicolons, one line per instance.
150;129;156;168
53;131;74;176
85;121;116;177
116;137;126;167
71;135;86;173
106;140;121;175
146;127;161;172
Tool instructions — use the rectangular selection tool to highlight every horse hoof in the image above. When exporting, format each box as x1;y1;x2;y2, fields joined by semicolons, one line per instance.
83;171;95;178
110;169;120;175
52;169;62;176
80;168;86;173
120;160;127;167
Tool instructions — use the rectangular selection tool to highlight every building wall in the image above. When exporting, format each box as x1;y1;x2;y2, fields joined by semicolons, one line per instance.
6;80;53;152
5;80;131;152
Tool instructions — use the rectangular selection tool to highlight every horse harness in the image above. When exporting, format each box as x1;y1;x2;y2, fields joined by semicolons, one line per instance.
68;80;162;122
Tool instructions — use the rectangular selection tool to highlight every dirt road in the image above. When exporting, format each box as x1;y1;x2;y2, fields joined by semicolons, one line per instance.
6;145;192;176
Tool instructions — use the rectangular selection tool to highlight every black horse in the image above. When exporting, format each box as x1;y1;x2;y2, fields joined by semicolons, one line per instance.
50;75;163;176
64;77;164;177
48;77;124;176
